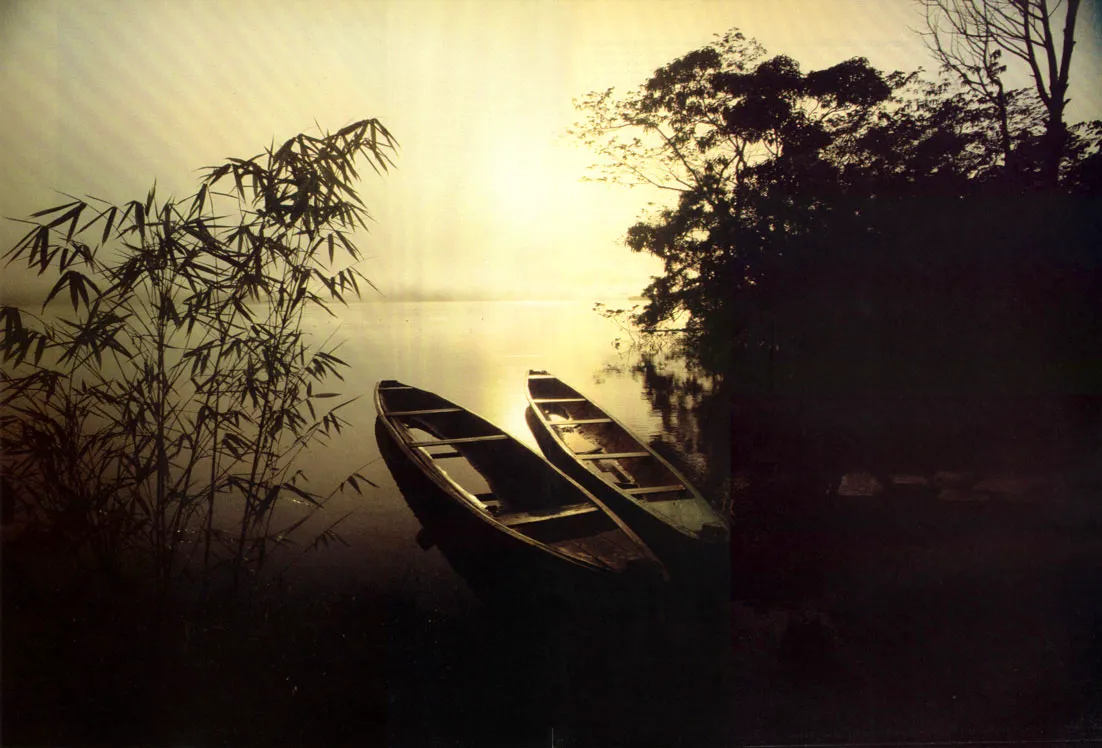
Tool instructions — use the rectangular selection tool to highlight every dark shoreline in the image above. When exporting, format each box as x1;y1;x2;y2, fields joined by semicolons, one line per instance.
4;392;1101;746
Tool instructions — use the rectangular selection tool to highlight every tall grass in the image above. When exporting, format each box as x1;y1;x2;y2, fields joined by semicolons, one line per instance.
1;119;397;603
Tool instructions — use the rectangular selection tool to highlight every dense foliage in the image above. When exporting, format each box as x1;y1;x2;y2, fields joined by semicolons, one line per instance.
574;30;1101;394
1;119;397;599
918;0;1082;188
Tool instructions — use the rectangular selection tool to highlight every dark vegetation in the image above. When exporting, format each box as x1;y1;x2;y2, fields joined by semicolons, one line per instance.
2;120;400;744
573;27;1100;392
576;12;1102;742
2;119;397;598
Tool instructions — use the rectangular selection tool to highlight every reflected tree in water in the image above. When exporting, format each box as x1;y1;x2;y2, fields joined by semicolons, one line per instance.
595;302;732;516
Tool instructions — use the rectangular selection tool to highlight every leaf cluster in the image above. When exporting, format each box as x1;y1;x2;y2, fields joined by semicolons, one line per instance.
572;28;1101;391
1;119;395;598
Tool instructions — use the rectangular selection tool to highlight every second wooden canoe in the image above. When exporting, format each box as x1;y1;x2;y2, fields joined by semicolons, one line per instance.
525;370;728;567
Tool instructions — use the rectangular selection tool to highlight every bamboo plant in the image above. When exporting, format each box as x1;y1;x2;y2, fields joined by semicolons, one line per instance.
1;119;397;601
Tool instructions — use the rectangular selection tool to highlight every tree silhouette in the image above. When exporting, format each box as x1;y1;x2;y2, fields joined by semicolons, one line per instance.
918;0;1082;187
574;29;1101;396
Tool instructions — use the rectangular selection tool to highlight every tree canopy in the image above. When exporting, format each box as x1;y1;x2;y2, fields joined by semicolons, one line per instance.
574;29;1101;394
918;0;1081;187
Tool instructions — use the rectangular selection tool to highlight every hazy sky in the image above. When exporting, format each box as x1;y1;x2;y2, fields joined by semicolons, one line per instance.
2;0;1099;303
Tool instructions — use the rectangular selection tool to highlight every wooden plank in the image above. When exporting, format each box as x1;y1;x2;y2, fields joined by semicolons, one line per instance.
576;451;651;460
531;397;586;404
378;385;414;390
623;484;685;495
500;503;599;527
527;374;558;380
409;434;509;448
548;418;613;426
387;407;463;416
426;449;462;459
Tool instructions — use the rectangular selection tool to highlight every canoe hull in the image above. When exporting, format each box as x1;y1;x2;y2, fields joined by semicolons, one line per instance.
524;372;729;578
376;418;666;609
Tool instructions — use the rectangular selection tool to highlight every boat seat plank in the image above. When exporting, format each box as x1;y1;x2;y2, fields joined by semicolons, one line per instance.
426;449;463;459
548;418;613;426
500;503;599;527
577;451;651;460
387;407;464;416
527;374;557;380
623;484;685;495
531;398;586;404
409;434;509;447
378;385;415;390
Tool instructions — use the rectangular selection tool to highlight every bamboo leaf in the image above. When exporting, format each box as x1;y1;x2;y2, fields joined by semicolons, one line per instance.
252;484;280;523
282;482;321;507
100;205;118;244
29;200;80;219
42;273;70;310
333;230;359;260
133;201;146;242
1;306;23;343
232;164;245;201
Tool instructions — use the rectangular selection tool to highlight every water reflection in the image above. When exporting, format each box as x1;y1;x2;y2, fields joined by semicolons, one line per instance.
601;347;732;517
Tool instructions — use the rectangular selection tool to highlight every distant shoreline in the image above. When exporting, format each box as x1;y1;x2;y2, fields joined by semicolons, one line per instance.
352;296;638;305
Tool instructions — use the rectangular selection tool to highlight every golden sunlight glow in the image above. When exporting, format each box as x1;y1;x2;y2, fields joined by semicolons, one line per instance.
1;0;1098;304
484;135;557;229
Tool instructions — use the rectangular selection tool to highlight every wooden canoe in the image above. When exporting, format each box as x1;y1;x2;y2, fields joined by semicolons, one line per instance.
374;380;667;580
525;370;728;565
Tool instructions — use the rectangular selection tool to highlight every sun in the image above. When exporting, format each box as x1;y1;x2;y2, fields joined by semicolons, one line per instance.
484;135;562;228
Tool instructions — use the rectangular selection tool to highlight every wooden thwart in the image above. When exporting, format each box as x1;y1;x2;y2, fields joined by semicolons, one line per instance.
409;434;509;448
388;407;463;416
623;484;685;495
426;449;463;459
500;503;599;527
577;451;651;460
531;397;587;404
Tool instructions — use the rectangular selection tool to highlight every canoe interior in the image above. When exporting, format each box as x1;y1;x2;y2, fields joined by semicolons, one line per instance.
377;382;651;572
528;376;693;500
528;373;727;539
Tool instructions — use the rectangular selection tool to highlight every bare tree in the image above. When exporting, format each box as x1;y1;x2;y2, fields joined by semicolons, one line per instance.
918;0;1081;186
